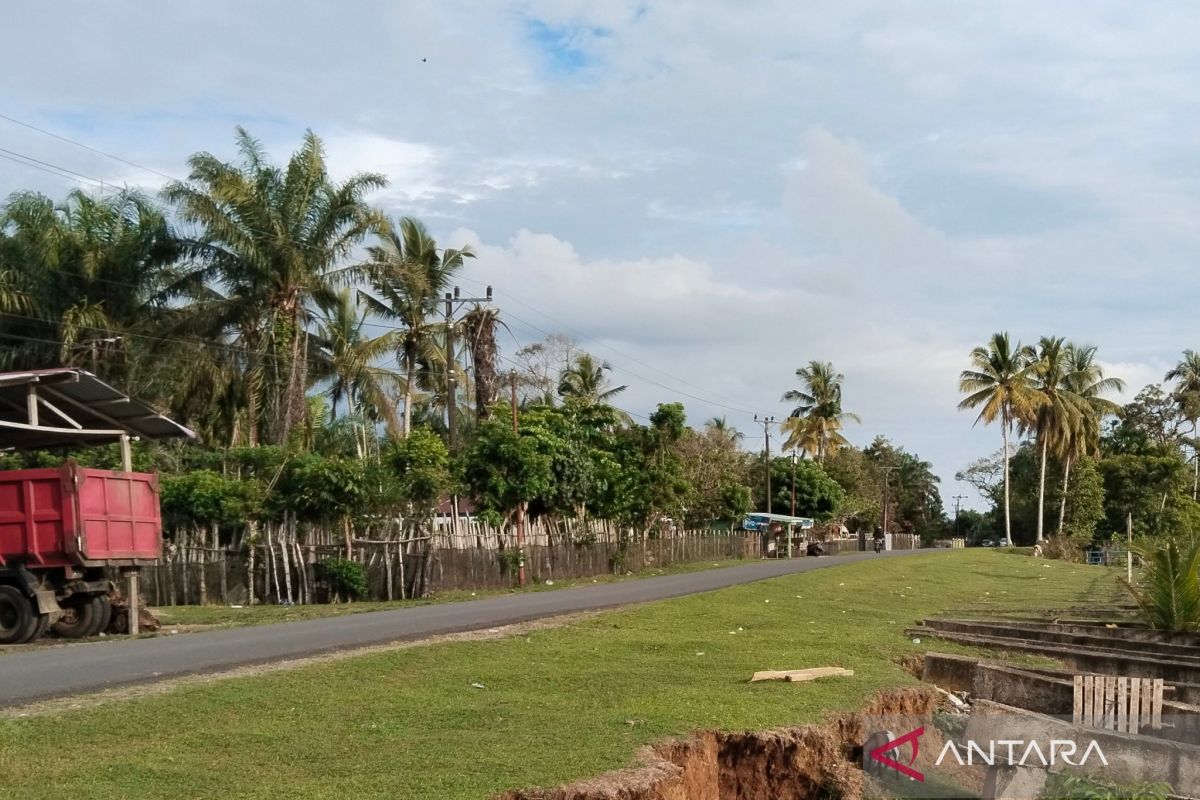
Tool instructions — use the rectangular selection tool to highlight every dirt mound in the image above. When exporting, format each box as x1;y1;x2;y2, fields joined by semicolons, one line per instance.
105;587;161;635
497;688;938;800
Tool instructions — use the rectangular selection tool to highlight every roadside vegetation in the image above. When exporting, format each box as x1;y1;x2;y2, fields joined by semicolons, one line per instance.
0;552;1122;799
0;128;951;608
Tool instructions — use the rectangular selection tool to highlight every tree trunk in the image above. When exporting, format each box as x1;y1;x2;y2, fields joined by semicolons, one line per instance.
402;352;414;438
1036;436;1048;543
247;534;256;606
1193;417;1198;500
1057;455;1072;537
343;516;353;560
197;524;208;605
1002;412;1013;547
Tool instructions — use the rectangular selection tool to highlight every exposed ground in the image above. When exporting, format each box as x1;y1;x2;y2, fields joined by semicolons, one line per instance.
0;552;1121;800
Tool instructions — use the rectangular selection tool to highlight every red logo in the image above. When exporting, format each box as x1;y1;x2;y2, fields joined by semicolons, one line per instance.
869;727;925;782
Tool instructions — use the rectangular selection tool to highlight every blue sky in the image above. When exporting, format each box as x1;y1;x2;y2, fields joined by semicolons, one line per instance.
2;1;1199;511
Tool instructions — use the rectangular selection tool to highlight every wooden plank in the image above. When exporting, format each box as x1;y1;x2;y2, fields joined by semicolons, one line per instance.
1084;676;1095;726
1104;676;1117;730
1073;676;1084;725
749;667;853;683
1116;677;1128;733
1093;676;1105;728
1152;679;1164;731
1129;678;1141;735
1141;679;1153;730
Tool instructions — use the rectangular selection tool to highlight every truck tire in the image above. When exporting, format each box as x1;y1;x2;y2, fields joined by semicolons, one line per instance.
22;611;49;643
86;595;112;637
52;597;98;639
0;585;33;644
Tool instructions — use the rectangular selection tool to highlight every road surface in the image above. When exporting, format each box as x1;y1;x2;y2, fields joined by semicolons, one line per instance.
0;549;928;706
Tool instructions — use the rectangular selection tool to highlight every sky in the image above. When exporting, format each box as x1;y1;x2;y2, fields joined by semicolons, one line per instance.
2;1;1199;510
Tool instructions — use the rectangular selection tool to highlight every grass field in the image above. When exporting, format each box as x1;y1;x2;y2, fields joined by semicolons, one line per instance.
0;552;1121;800
150;557;749;627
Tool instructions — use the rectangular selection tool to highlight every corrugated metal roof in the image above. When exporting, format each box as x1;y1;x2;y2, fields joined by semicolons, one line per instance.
0;368;195;450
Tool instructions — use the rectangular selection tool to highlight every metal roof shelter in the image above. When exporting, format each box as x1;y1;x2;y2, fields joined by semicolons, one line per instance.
0;369;195;463
742;512;816;531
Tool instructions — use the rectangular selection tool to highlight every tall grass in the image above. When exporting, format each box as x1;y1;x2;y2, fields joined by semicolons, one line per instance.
1125;534;1200;631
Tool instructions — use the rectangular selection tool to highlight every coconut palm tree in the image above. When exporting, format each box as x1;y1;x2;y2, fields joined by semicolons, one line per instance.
958;333;1042;546
705;416;744;445
781;360;860;461
1056;344;1124;535
164;127;386;445
0;188;184;389
362;217;473;437
310;289;403;454
1028;336;1077;543
1166;350;1200;499
462;305;503;420
558;353;627;403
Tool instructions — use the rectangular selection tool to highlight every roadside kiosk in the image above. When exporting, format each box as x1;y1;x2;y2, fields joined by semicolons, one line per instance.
742;513;815;558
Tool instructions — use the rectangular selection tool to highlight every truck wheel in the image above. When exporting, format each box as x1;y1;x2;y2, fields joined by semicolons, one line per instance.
52;598;98;639
0;585;33;644
85;595;112;637
22;611;49;643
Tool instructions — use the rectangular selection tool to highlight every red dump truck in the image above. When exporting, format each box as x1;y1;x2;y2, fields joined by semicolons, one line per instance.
0;369;193;644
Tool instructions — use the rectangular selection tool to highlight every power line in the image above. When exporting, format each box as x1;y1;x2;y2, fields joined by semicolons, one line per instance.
0;119;773;423
0;112;177;182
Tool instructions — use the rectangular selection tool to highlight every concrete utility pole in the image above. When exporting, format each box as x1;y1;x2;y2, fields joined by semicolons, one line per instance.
443;285;493;540
442;285;493;456
953;494;967;538
790;449;797;517
881;465;898;540
511;371;526;588
754;415;777;513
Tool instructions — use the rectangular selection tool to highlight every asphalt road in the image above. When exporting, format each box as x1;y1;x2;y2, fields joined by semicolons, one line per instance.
0;549;928;707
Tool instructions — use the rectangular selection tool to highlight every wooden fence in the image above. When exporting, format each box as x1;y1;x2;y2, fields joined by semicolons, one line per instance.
142;531;756;606
140;523;924;607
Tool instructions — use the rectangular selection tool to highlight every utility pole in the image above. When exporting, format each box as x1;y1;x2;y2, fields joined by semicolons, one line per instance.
511;371;526;588
790;449;797;517
881;465;897;542
442;285;493;455
953;494;967;538
754;415;777;513
443;285;493;541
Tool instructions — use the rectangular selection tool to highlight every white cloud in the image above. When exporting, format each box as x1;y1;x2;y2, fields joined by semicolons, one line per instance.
4;1;1200;508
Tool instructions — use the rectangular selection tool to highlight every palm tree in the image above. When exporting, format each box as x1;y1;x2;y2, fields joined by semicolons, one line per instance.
781;360;860;461
1057;344;1124;535
0;188;184;389
164;127;386;445
362;217;473;437
1028;336;1077;543
310;289;403;454
558;353;627;403
1166;350;1200;500
705;416;744;446
958;333;1042;546
462;305;503;420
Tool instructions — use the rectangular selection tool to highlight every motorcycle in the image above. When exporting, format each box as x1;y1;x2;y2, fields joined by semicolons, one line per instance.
873;537;883;554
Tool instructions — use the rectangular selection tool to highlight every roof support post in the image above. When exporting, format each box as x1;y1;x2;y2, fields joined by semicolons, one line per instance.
119;434;132;472
25;384;38;427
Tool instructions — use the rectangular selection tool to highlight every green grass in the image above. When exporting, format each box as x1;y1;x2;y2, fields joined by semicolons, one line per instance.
152;557;749;628
0;552;1120;800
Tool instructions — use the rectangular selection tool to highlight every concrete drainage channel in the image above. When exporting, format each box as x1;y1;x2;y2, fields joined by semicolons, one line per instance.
496;609;1200;799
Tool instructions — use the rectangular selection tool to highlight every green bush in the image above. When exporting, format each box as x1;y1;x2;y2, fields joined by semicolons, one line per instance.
1042;772;1171;799
321;558;368;602
1126;534;1200;631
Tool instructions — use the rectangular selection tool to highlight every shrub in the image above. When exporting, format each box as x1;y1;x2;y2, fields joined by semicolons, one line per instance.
1125;534;1200;632
320;558;368;602
1042;772;1171;799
